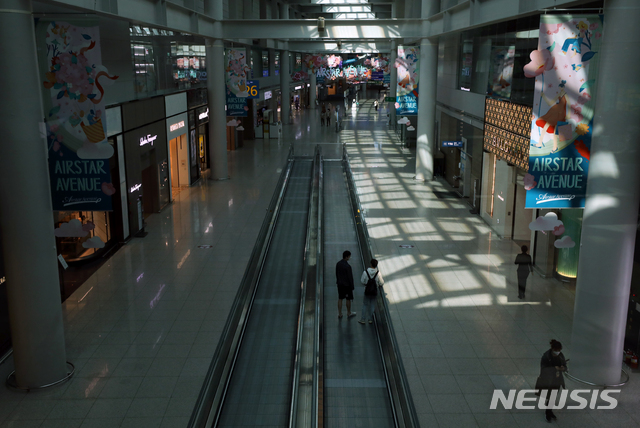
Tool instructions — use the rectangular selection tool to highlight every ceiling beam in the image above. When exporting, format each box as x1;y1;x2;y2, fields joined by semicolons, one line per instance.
221;19;423;40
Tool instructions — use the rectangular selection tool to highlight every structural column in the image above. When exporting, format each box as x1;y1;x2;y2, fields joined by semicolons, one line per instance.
279;3;291;124
0;0;68;388
309;68;317;109
206;0;228;179
415;36;437;181
570;0;640;385
280;45;291;124
389;40;397;127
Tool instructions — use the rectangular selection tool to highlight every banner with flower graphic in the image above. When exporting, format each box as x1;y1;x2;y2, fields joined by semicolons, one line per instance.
524;15;604;208
396;46;419;115
225;48;250;97
43;21;118;211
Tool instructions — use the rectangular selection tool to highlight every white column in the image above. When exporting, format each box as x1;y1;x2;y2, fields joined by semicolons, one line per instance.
570;0;640;385
205;1;228;179
281;45;291;124
389;40;397;127
0;0;68;388
280;2;289;19
310;70;317;109
415;37;437;181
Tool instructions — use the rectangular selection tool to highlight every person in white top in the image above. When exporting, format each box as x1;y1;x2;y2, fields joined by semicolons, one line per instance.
358;259;384;324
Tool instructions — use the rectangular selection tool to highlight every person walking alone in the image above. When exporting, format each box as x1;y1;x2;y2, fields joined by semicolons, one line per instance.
336;251;356;319
374;100;378;111
514;245;533;299
358;259;384;324
535;340;567;423
326;104;331;127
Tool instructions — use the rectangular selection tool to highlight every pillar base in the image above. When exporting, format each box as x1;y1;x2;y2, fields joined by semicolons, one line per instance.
6;361;75;392
564;368;629;388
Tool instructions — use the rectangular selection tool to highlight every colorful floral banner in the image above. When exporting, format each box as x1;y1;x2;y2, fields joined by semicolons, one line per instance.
487;46;515;98
225;48;250;97
43;21;118;211
524;15;603;208
395;46;419;115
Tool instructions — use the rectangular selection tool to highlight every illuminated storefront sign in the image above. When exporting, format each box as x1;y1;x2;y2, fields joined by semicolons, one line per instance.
199;108;209;120
264;90;272;100
316;65;371;80
139;134;158;147
483;98;532;171
130;183;142;193
169;121;185;132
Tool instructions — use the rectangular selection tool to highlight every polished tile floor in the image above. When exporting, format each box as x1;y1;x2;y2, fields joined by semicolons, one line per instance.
0;96;638;428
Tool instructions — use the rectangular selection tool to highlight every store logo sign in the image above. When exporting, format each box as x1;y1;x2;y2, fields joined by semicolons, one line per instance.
295;85;303;90
199;108;209;120
170;121;185;132
130;183;142;193
140;134;158;147
265;90;272;100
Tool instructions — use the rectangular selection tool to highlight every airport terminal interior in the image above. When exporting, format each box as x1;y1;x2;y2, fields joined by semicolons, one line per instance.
0;0;639;427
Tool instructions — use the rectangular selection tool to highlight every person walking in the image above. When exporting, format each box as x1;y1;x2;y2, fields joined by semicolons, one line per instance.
358;259;384;324
514;245;533;299
535;340;567;423
374;100;378;111
336;250;356;319
326;104;331;127
321;104;326;126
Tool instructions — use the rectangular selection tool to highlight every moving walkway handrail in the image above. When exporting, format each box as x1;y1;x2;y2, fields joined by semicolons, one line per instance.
341;144;420;428
289;146;322;428
188;156;295;428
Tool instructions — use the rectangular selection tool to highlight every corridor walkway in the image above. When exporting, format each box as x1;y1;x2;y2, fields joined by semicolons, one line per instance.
0;95;637;428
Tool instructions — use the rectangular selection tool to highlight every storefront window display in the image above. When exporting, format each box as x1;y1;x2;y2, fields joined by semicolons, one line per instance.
129;24;207;95
262;51;270;77
54;211;111;260
457;15;539;105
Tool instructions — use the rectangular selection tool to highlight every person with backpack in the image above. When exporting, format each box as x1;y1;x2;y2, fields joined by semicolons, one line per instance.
358;259;384;324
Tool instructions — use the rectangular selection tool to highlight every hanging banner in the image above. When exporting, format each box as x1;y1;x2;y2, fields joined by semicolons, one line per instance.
524;15;604;208
487;46;515;98
395;46;420;115
42;21;118;211
226;88;248;116
225;48;250;97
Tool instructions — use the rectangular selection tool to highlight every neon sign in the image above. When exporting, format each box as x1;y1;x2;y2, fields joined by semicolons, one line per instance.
130;183;142;193
139;134;158;147
169;121;185;132
198;108;209;120
316;65;371;80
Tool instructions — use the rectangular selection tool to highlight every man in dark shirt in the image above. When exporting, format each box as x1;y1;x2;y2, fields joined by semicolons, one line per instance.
514;245;534;299
336;250;356;319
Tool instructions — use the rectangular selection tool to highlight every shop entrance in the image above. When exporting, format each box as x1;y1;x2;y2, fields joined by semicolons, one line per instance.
169;133;189;198
198;124;209;172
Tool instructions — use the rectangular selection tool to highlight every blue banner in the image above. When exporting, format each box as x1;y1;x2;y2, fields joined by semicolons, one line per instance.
246;80;259;99
442;141;464;148
42;22;117;212
524;15;604;208
226;88;248;116
396;46;420;115
49;143;113;211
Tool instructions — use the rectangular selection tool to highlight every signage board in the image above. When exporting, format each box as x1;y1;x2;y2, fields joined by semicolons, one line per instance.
525;14;604;208
442;141;464;148
246;80;259;99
